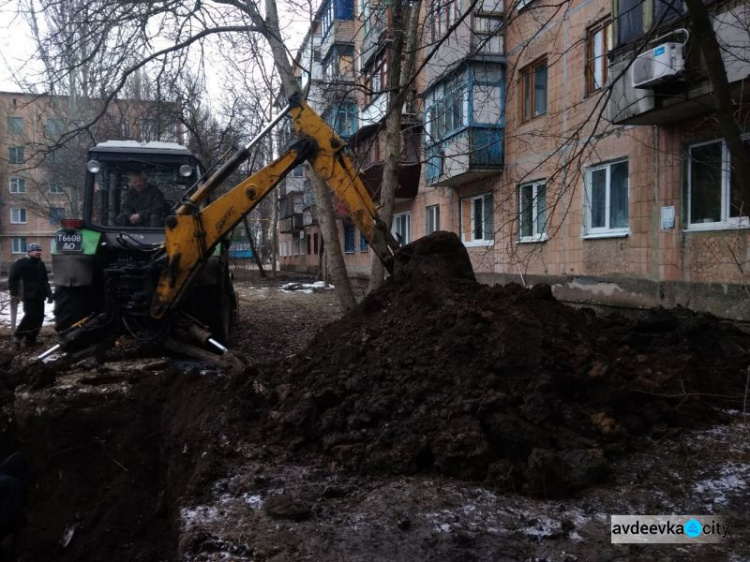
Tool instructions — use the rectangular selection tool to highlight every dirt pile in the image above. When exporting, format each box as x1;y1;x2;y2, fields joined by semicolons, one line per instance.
253;232;749;497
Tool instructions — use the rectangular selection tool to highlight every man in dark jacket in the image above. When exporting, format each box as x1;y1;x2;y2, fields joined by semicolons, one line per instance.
116;172;166;227
9;243;52;348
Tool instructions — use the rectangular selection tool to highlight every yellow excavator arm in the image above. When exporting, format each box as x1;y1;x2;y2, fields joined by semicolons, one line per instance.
151;95;399;319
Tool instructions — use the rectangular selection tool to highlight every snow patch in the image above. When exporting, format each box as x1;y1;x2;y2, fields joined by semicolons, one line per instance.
0;291;55;328
693;462;750;506
280;282;334;294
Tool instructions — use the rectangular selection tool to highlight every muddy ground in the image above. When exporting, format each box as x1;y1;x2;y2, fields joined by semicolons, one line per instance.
0;233;748;561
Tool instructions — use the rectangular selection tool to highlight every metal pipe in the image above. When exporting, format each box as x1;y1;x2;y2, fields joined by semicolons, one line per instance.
207;338;228;354
243;103;293;152
178;103;294;214
37;344;62;362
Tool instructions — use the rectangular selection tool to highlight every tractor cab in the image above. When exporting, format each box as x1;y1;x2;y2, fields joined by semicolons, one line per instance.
84;141;203;231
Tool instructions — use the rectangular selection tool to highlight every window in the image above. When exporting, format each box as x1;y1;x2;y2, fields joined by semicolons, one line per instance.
616;0;684;46
343;223;356;253
424;75;465;144
432;0;460;41
291;165;305;178
473;15;504;55
45;119;64;137
50;181;64;194
49;207;66;225
8;147;24;164
323;54;336;80
584;159;629;236
313;232;319;255
307;235;312;255
362;0;384;37
7;117;23;135
9;177;26;194
586;19;612;95
462;193;494;243
360;232;369;251
11;237;27;254
687;139;750;229
333;101;357;138
321;0;335;36
519;181;547;241
11;208;27;224
521;58;547;121
363;51;388;104
426;205;441;234
323;45;354;81
392;212;411;244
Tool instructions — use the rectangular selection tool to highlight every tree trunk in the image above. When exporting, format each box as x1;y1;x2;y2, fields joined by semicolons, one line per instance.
368;0;423;291
271;189;279;277
244;217;265;277
311;173;356;311
684;0;750;207
261;0;357;309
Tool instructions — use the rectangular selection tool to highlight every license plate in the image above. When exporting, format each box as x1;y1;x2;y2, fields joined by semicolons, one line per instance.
56;232;83;253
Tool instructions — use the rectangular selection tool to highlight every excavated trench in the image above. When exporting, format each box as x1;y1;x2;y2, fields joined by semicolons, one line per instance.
0;231;748;560
5;362;224;561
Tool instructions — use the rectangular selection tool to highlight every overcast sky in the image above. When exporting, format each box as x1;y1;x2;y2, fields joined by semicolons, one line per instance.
0;1;311;94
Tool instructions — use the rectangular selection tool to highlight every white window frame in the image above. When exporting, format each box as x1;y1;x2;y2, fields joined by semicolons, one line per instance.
426;204;441;234
10;208;27;224
519;180;548;242
392;212;411;244
583;158;630;238
9;177;25;194
462;193;494;246
11;237;27;254
49;181;64;194
687;138;750;231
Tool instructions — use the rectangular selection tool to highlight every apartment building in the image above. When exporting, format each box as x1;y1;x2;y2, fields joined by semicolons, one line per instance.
492;0;750;319
0;92;69;269
278;0;422;276
280;0;750;319
0;91;180;273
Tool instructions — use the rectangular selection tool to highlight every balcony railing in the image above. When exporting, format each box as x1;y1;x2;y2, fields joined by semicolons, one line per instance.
425;126;504;186
279;213;304;233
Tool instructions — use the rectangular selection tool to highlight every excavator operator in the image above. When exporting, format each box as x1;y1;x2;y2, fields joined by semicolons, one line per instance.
116;172;166;227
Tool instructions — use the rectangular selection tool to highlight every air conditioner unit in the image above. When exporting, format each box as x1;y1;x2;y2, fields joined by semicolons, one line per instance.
631;42;685;89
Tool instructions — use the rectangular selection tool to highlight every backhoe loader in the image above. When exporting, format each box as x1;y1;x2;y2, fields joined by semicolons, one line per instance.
41;94;399;367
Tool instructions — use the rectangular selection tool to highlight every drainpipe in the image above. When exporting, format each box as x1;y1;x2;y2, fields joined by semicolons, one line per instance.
651;125;660;283
560;9;570;277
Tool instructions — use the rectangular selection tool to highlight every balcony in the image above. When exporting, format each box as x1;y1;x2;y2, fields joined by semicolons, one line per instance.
359;6;387;67
360;161;421;201
348;121;421;201
279;213;304;233
303;207;318;227
606;3;750;125
280;192;304;217
284;174;306;193
425;127;503;187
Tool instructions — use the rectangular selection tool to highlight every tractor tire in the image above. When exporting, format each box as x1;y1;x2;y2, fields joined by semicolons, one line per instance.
54;286;93;332
189;285;231;344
